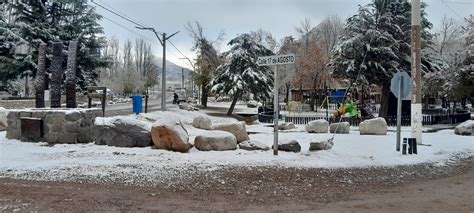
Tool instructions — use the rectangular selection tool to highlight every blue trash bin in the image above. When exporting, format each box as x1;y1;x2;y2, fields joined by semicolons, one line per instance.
132;96;143;114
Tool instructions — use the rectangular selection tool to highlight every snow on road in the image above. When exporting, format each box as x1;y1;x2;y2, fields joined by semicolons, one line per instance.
0;110;472;185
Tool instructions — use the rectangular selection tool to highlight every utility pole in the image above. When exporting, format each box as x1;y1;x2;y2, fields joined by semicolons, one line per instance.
162;32;167;111
411;0;422;144
181;67;185;89
136;27;179;111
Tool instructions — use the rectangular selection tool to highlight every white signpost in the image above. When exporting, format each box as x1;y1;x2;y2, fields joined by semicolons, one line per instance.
257;54;295;156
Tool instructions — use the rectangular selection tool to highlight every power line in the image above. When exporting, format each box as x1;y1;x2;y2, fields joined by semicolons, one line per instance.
101;15;156;44
440;0;465;19
98;0;148;27
168;40;190;60
91;0;164;34
91;0;147;28
91;0;181;111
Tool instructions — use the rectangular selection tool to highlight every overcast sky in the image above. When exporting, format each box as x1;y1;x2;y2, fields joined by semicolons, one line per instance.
94;0;473;69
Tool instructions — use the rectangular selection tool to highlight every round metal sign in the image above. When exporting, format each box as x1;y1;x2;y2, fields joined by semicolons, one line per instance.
390;71;412;99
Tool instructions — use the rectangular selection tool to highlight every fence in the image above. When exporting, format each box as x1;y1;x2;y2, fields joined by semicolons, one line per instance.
258;112;471;126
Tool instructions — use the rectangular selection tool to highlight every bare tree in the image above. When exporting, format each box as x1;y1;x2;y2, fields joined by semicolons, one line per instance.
297;42;329;111
123;39;133;72
292;17;337;111
185;21;223;107
437;16;463;57
99;38;159;97
134;38;158;94
251;29;278;52
315;15;343;55
294;17;313;52
278;36;298;103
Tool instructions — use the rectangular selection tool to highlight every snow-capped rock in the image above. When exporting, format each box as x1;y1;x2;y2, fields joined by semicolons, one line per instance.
238;140;270;151
151;117;192;152
94;116;152;147
305;119;329;133
454;120;473;136
194;130;237;151
212;121;249;143
279;122;296;130
192;116;212;130
309;138;334;151
329;122;350;134
274;140;301;153
0;107;7;131
359;117;387;135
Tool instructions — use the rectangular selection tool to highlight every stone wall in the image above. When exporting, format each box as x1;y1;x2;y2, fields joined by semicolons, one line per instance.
6;108;102;143
0;95;112;109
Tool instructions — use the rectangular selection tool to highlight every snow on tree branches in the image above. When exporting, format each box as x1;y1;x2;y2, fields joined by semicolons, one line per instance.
211;33;274;115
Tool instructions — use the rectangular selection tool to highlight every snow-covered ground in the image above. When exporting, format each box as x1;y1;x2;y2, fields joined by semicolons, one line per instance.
0;109;472;185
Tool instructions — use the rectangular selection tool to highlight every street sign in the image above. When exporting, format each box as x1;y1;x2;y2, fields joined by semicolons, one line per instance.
257;54;295;66
257;53;295;156
391;71;412;152
390;71;412;99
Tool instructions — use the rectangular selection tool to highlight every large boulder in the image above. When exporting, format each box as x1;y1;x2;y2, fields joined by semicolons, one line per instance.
151;118;192;152
239;140;270;151
178;103;199;111
94;116;152;147
192;116;212;130
329;122;350;134
0;107;7;131
309;138;334;151
194;130;237;151
231;114;259;125
279;122;296;130
305;119;329;133
247;101;258;108
212;122;249;143
454;120;473;136
273;140;301;153
359;117;387;135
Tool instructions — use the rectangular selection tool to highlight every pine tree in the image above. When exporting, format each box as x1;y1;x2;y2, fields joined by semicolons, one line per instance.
211;33;274;115
57;0;110;91
330;0;444;117
5;0;109;91
0;1;35;85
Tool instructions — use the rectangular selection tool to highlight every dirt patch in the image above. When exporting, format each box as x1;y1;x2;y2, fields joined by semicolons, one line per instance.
0;157;472;212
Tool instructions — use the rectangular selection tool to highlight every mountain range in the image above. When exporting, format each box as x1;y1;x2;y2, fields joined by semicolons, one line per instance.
156;58;194;83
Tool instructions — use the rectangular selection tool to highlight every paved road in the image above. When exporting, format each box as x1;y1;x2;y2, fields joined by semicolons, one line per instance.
104;92;174;117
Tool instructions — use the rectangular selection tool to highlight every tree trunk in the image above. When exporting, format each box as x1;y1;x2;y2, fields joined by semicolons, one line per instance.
201;85;209;108
227;90;241;116
310;89;316;111
379;83;390;118
285;83;290;103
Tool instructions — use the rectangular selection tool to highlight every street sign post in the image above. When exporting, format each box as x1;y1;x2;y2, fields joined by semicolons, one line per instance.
390;71;413;152
257;54;295;66
258;54;295;156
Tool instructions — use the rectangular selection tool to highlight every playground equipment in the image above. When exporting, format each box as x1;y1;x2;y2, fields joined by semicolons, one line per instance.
333;100;359;118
